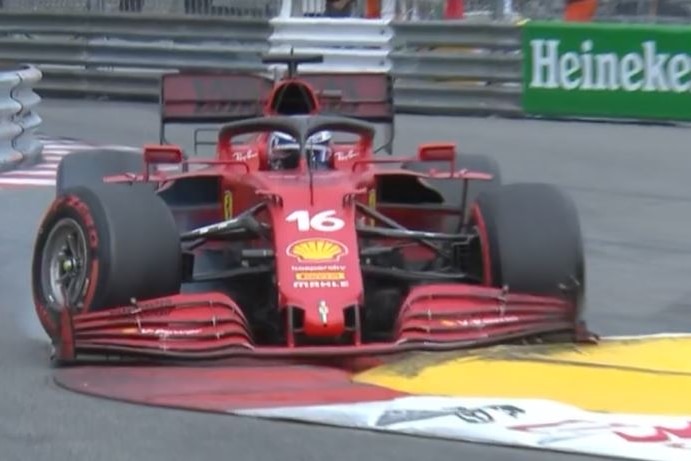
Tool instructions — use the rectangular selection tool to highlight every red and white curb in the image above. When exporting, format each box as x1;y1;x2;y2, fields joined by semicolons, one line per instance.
237;396;691;461
0;136;139;188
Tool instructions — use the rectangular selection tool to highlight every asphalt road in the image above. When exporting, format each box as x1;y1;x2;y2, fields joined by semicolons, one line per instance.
3;98;691;461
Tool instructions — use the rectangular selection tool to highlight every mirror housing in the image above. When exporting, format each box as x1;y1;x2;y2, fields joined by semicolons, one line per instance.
143;144;184;164
417;143;456;162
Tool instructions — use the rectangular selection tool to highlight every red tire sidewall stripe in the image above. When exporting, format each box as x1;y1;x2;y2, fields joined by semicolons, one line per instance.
470;203;493;287
32;192;103;339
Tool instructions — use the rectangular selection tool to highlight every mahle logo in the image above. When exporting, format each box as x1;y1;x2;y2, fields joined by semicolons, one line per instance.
529;39;691;92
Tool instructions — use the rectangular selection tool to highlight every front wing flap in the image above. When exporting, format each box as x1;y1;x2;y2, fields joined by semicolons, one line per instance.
52;286;595;364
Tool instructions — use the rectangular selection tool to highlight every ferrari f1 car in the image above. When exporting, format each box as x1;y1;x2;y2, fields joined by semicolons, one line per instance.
32;54;593;364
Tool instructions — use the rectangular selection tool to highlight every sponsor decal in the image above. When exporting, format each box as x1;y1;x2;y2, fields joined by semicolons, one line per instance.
286;209;345;232
122;327;202;338
440;316;520;328
318;300;329;325
522;22;691;121
287;238;348;263
376;404;525;427
529;39;691;93
368;188;376;208
335;149;358;161
232;149;258;161
366;188;376;226
291;264;345;272
295;271;345;281
223;190;233;219
267;173;300;179
289;263;350;289
511;419;691;448
293;280;350;289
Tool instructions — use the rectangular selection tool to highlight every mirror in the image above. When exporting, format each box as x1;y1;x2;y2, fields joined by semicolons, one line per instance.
143;144;184;164
417;143;456;162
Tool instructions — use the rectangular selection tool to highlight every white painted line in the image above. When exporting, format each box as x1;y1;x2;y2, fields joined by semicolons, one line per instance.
42;153;70;160
0;177;55;186
46;144;98;150
0;138;140;189
100;146;141;152
4;170;56;177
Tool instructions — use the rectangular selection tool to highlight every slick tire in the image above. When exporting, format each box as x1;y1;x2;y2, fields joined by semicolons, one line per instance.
32;184;182;337
472;183;585;302
56;150;150;197
403;153;502;230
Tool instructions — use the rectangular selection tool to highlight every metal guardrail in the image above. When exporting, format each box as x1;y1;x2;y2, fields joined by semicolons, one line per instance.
269;17;393;72
10;9;691;121
391;21;522;116
0;12;272;42
0;64;43;171
0;0;282;17
0;13;272;99
0;13;522;117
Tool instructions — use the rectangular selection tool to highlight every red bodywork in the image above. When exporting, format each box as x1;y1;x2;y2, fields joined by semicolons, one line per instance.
49;64;594;363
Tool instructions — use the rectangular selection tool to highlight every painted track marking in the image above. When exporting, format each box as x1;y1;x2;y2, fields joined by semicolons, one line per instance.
356;335;691;415
0;136;139;188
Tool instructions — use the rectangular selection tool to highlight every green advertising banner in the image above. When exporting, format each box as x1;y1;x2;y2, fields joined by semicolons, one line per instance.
522;21;691;121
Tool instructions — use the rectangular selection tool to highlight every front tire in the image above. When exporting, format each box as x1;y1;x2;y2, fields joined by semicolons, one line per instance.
472;183;585;303
32;184;182;337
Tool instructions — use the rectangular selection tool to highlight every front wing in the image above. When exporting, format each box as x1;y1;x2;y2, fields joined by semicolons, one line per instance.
51;285;596;364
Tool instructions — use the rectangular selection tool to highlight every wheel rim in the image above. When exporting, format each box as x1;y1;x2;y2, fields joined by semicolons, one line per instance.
40;218;89;311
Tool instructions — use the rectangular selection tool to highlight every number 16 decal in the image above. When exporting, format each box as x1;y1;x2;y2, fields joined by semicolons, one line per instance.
286;210;345;232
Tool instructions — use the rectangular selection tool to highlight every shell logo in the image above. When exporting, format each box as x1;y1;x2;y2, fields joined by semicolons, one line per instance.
287;238;348;263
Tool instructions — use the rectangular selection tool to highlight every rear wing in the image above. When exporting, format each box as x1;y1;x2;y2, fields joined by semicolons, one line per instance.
158;70;394;144
159;71;272;143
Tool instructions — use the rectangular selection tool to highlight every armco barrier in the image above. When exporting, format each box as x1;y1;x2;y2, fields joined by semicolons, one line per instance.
0;64;42;171
0;13;519;116
4;12;689;123
269;17;392;73
0;12;272;42
0;12;272;100
391;21;523;116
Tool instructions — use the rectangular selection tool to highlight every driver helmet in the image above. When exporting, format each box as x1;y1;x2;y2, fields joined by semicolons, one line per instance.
268;130;333;170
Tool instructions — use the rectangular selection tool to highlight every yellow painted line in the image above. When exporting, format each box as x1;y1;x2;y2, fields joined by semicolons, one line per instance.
356;336;691;415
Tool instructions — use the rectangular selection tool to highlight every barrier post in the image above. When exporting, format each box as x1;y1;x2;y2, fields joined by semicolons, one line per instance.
444;0;464;19
381;0;395;19
365;0;381;18
563;0;598;21
279;0;293;18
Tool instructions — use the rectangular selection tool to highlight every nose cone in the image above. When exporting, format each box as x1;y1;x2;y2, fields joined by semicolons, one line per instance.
263;172;364;341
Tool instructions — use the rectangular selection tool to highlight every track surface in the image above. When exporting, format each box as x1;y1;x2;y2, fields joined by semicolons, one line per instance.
3;98;691;461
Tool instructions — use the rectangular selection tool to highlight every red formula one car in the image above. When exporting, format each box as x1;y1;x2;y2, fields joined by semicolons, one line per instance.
32;54;594;365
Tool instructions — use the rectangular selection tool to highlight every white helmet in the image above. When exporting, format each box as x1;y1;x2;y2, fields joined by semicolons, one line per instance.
269;130;333;170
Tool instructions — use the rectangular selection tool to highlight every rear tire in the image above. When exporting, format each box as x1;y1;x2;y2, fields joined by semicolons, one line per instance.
472;183;585;304
56;150;147;196
32;184;182;337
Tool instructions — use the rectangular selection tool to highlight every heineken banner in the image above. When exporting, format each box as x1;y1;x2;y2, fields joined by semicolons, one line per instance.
522;21;691;121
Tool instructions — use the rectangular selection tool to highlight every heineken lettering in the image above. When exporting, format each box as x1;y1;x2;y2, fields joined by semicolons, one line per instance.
522;21;691;121
530;40;690;93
